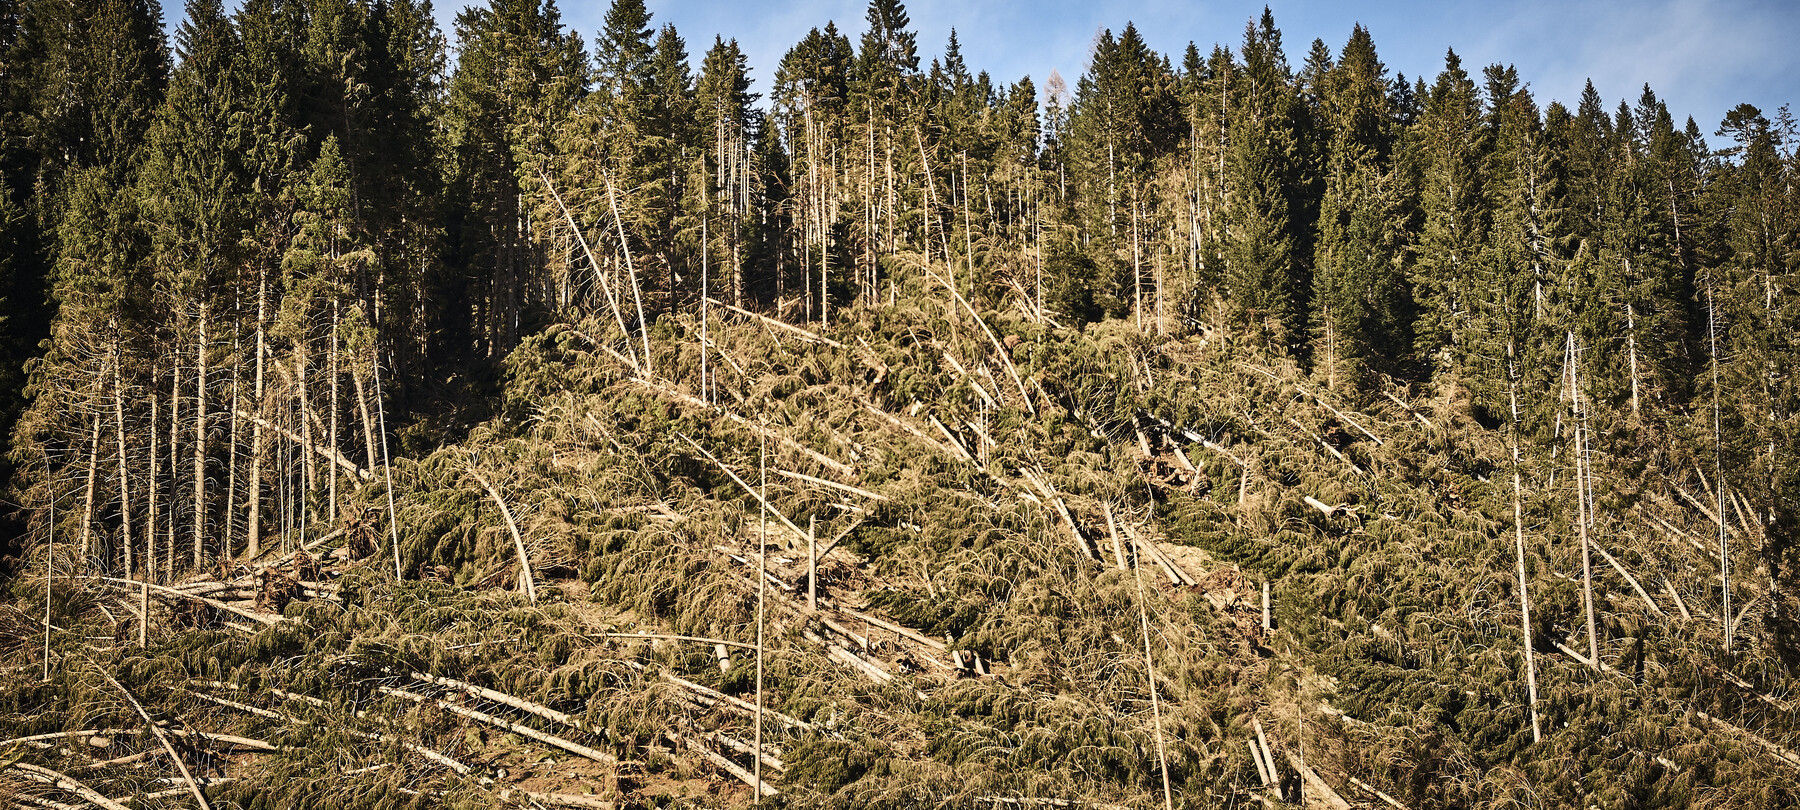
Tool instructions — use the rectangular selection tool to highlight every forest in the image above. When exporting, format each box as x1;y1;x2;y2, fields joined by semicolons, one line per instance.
2;0;1799;806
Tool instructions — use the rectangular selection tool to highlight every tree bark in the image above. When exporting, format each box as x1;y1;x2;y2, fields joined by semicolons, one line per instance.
111;345;134;576
192;308;208;569
247;271;267;559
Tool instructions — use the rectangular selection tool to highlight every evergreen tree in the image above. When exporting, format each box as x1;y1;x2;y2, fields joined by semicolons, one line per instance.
1408;49;1489;371
1311;25;1408;390
1222;9;1307;349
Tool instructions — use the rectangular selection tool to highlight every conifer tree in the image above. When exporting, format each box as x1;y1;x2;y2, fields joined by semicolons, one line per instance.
1222;9;1307;349
1409;49;1489;372
1311;25;1408;390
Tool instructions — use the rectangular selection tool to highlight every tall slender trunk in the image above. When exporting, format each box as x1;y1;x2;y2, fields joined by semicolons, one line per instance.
247;272;267;559
1506;342;1542;744
111;347;133;575
1708;280;1731;653
1568;333;1599;668
296;349;315;507
167;343;180;579
225;333;240;554
192;310;208;569
79;413;101;567
147;371;160;581
329;302;340;522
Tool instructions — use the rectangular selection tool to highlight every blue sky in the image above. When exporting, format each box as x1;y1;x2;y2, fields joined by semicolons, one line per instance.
176;0;1800;142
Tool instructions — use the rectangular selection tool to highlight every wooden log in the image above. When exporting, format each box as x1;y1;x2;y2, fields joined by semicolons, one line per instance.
921;267;1036;414
1663;579;1693;621
1285;751;1352;810
8;762;132;810
1252;718;1280;800
678;433;813;549
1697;711;1800;769
1382;392;1435;429
705;296;844;348
540;170;638;371
1103;503;1131;571
411;671;589;731
658;672;816;732
639;381;854;478
232;409;371;481
1591;543;1664;616
838;608;949;652
772;468;888;501
1249;740;1272;786
94;667;210;810
1019;466;1095;561
93;577;278;626
1349;776;1411;810
665;728;780;797
378;686;615;764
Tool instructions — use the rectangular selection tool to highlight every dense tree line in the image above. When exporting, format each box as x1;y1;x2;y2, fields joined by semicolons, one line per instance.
2;0;1795;623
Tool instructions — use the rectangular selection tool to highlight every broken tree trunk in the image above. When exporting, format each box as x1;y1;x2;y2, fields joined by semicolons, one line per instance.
378;686;614;764
94;665;211;810
234;410;371;482
465;462;534;605
7;762;131;810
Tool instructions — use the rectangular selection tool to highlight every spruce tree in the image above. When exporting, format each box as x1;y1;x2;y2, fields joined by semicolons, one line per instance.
1310;25;1409;390
1408;49;1489;372
1222;9;1307;350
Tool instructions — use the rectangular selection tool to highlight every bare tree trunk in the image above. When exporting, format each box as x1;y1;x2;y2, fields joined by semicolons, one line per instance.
1567;333;1599;668
111;346;134;576
79;413;100;567
167;345;180;579
296;349;315;511
247;272;267;559
329;301;340;522
147;371;159;580
353;370;377;474
192;309;208;569
1506;342;1542;744
1708;279;1732;653
225;332;240;556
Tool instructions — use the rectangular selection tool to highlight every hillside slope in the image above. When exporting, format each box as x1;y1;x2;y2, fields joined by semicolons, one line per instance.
4;288;1797;809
